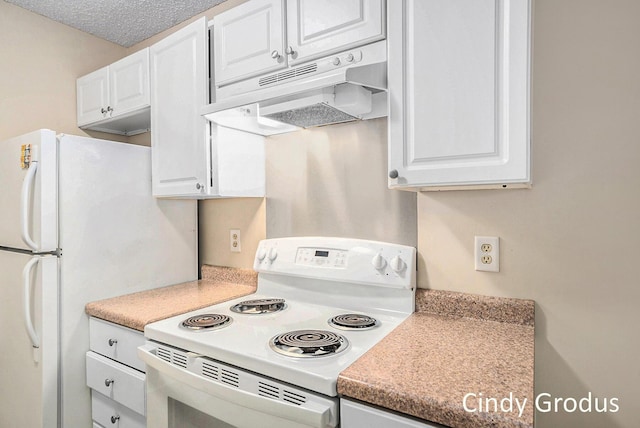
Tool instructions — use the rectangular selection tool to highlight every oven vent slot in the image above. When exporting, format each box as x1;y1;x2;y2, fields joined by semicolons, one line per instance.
258;63;318;87
257;382;307;406
283;389;307;406
156;345;187;368
220;368;240;388
201;361;220;380
258;381;280;399
172;351;188;368
156;346;172;363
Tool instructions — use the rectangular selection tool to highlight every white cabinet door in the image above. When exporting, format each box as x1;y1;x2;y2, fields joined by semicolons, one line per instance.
86;352;145;416
286;0;385;65
109;48;150;118
151;17;209;197
77;66;109;126
388;0;531;190
77;49;150;134
213;0;286;85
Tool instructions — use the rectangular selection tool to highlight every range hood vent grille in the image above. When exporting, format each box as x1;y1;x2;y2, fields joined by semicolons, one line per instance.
261;103;357;128
259;63;318;87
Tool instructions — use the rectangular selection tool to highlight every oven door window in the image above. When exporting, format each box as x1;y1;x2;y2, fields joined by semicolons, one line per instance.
169;398;234;428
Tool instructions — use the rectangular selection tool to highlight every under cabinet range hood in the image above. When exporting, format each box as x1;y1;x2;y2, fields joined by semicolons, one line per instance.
202;41;388;136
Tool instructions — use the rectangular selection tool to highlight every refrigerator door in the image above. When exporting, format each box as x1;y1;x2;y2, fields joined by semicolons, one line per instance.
56;133;197;428
0;251;59;428
0;130;58;252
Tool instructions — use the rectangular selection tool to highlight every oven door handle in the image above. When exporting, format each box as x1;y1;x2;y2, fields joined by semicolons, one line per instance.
138;344;337;428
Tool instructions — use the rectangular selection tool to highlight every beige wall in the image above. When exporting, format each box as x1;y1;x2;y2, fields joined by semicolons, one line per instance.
0;1;126;141
418;0;639;426
265;118;417;245
199;198;266;268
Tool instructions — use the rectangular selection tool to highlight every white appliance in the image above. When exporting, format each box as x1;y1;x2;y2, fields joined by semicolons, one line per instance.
0;129;198;428
140;237;415;427
202;38;388;135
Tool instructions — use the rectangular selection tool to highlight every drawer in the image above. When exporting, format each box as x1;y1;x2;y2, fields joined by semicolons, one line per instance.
86;351;146;416
90;318;146;371
92;391;145;428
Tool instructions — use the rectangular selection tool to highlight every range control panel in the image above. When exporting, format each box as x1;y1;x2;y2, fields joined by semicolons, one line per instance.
295;248;348;268
253;237;416;290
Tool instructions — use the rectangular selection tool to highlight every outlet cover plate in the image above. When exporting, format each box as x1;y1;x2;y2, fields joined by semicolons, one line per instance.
230;229;241;253
475;236;499;272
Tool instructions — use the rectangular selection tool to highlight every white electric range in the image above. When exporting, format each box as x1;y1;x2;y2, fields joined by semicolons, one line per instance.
139;237;416;428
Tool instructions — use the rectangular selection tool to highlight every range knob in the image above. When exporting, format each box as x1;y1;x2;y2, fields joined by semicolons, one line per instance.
268;247;278;262
371;253;387;270
256;247;267;262
390;255;407;273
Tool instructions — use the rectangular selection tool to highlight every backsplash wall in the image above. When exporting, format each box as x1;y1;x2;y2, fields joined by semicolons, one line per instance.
265;118;417;246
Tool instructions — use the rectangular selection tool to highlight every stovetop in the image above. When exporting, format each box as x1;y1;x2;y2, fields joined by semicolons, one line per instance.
144;237;416;397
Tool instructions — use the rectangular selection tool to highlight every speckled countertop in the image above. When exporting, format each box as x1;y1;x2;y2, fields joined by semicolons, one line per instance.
86;269;534;428
85;265;257;331
338;289;535;428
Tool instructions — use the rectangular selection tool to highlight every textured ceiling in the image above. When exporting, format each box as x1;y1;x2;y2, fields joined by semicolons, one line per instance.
6;0;227;47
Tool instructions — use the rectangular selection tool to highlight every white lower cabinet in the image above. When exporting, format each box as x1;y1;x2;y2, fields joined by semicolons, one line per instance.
92;390;145;428
87;318;146;427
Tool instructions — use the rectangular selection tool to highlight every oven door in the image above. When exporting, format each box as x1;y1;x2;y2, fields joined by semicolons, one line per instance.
138;343;339;428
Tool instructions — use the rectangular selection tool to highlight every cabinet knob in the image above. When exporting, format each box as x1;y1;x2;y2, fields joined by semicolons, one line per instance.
389;169;399;179
101;108;107;114
107;106;113;113
271;50;282;60
108;338;117;346
285;46;297;57
105;378;115;387
196;183;203;190
110;415;120;424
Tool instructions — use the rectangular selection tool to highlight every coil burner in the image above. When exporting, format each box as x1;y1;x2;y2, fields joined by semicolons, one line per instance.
180;314;232;331
269;330;348;358
328;314;379;330
230;298;286;314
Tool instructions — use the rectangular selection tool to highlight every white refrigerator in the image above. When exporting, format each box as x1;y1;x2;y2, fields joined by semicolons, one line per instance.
0;129;198;427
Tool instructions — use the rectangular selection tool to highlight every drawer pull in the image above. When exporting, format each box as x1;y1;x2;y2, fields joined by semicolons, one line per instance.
110;415;120;424
105;378;115;387
108;338;118;346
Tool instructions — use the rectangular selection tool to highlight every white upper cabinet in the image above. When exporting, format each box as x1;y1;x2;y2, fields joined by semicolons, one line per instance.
77;67;109;126
150;18;209;197
388;0;531;190
213;0;286;85
77;48;150;136
286;0;385;65
109;50;150;118
150;18;265;199
212;0;384;90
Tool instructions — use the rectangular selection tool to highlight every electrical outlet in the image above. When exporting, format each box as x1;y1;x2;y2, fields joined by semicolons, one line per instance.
230;229;241;253
475;236;499;272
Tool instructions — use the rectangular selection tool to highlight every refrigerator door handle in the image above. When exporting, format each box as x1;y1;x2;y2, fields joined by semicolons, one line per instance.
21;160;39;251
22;256;41;349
